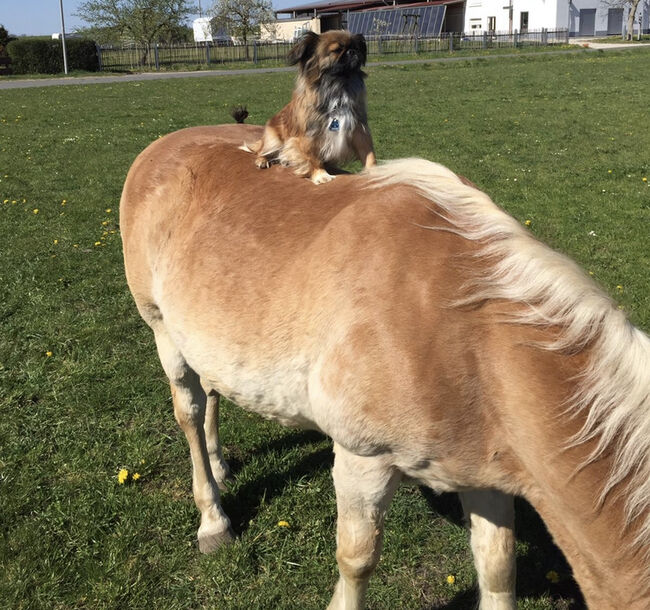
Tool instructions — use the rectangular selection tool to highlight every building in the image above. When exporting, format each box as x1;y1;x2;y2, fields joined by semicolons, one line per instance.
464;0;649;36
270;0;649;39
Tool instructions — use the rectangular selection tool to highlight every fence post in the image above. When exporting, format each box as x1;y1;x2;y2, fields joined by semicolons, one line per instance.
154;43;159;70
414;35;418;54
483;31;487;49
96;43;102;71
449;33;454;52
253;41;258;64
514;29;519;47
205;43;210;65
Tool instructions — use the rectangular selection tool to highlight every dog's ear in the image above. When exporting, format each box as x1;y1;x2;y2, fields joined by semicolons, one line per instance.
351;34;367;66
287;31;319;67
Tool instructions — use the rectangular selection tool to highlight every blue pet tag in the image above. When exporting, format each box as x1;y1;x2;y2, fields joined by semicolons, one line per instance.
329;118;340;132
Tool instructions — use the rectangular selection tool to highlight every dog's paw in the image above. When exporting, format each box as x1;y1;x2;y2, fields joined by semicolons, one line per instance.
311;169;335;185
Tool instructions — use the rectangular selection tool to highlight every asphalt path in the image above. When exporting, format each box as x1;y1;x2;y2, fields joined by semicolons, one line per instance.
1;44;648;90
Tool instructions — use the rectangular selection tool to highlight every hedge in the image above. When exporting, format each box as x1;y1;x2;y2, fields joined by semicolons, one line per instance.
7;37;99;74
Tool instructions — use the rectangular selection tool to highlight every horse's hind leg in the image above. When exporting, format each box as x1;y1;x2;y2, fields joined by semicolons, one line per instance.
327;443;402;610
460;489;516;610
203;388;230;491
154;326;234;553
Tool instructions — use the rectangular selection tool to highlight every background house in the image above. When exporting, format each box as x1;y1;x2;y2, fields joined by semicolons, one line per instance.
269;0;649;39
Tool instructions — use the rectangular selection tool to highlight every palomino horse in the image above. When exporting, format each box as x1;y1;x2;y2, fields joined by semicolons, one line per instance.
120;124;649;609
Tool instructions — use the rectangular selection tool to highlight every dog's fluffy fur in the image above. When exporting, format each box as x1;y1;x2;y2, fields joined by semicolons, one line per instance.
240;30;376;184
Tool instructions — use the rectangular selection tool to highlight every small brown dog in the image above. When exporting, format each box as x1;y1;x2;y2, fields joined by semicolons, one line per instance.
241;30;376;184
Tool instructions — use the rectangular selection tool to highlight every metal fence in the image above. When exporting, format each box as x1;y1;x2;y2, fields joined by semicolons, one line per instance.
96;29;569;72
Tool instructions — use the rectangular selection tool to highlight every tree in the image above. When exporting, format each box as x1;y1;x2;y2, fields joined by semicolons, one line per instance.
623;0;642;40
210;0;274;55
0;24;17;55
75;0;196;61
607;0;643;40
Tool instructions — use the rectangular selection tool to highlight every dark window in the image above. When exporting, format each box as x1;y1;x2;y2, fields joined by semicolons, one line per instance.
520;12;529;33
488;16;496;33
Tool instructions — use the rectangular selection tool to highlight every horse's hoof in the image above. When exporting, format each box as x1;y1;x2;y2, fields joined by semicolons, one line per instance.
198;525;235;553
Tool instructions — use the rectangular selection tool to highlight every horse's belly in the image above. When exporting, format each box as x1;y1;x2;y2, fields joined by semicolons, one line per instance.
199;353;318;430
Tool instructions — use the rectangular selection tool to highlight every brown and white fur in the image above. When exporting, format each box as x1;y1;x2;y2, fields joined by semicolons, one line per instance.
240;30;376;185
121;124;650;609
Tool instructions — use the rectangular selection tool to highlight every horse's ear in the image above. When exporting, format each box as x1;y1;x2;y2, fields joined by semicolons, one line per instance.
287;31;319;67
352;34;367;65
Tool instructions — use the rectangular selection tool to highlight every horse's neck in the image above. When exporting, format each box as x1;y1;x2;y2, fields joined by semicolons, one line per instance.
529;449;648;608
487;324;648;607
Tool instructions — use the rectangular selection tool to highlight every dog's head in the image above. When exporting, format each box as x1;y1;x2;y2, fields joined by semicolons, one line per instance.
288;30;367;81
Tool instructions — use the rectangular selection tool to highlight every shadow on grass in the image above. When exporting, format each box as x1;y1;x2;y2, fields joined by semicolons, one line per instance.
422;490;586;609
219;429;585;609
221;429;333;535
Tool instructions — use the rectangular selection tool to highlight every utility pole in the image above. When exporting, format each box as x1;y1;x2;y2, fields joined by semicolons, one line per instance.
58;0;69;74
503;0;513;35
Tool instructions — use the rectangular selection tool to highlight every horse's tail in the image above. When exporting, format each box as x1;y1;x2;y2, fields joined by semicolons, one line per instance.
231;105;249;124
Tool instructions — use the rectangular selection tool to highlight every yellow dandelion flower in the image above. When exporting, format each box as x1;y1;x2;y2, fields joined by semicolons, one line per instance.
118;469;129;484
616;285;623;292
2;199;7;204
105;208;112;213
446;575;456;585
277;520;290;528
545;570;559;584
524;219;532;226
73;244;79;248
607;170;612;174
643;177;648;183
132;472;141;481
94;241;101;246
46;351;53;357
33;208;39;214
54;239;58;245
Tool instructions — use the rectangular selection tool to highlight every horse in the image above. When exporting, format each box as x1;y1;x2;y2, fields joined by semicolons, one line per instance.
120;124;650;609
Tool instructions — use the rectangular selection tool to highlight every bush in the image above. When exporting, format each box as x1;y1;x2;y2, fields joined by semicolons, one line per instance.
7;37;99;74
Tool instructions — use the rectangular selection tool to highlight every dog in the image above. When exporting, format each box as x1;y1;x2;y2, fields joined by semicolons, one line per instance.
240;30;376;185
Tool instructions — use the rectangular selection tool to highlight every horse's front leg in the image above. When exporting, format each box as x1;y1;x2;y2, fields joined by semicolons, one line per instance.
154;327;234;553
203;388;231;491
460;489;516;610
327;444;402;610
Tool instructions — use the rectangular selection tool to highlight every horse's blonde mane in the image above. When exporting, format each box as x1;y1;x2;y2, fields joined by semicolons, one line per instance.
366;158;650;556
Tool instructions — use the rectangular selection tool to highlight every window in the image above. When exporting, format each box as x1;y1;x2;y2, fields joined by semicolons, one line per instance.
488;16;496;33
520;11;529;33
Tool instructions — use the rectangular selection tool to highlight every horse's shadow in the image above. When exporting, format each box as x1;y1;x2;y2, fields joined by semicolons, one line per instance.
421;489;587;609
220;427;586;609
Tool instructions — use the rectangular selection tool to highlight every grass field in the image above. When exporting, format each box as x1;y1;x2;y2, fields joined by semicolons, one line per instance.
0;49;649;609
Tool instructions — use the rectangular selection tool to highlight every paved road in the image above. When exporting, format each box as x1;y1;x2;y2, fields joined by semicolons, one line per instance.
1;44;648;90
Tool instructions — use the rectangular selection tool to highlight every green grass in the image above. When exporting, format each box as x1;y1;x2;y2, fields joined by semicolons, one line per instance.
0;49;649;609
591;34;650;43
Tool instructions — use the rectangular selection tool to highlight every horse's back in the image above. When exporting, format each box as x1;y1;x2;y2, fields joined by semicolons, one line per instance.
120;125;503;480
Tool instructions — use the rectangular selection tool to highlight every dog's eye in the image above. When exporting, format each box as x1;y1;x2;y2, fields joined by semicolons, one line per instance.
329;45;342;54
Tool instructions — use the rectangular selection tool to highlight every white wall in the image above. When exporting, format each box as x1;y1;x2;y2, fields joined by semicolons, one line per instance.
261;17;321;42
464;0;649;34
464;0;560;32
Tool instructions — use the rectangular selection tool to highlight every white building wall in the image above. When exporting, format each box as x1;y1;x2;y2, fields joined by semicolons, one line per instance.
464;0;649;35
